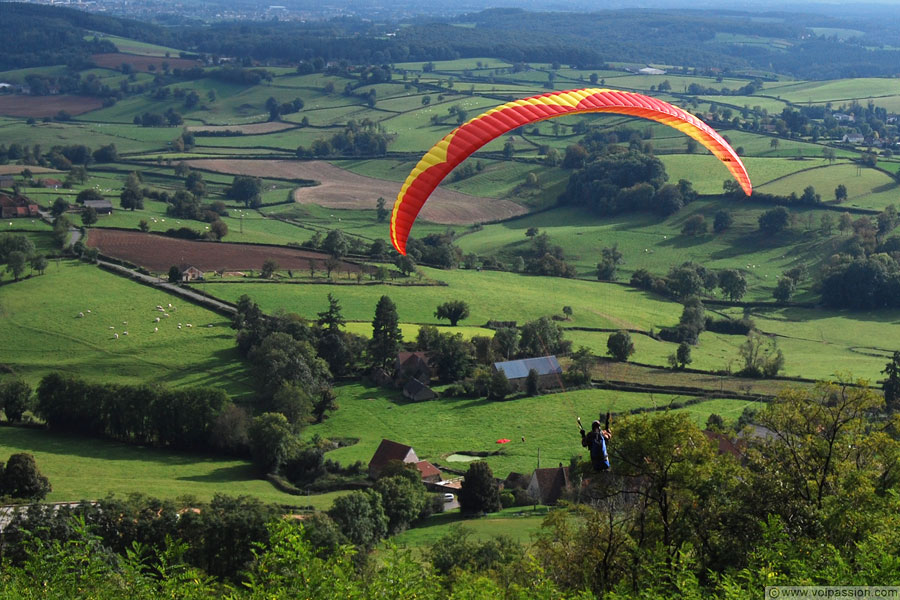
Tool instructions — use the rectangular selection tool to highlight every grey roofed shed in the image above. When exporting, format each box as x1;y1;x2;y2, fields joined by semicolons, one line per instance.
493;356;561;380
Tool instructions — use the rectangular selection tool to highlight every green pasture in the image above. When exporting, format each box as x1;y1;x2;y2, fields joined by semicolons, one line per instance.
757;163;899;210
454;204;836;299
763;78;900;104
305;382;737;478
698;95;789;115
0;261;253;396
0;121;175;154
395;58;513;72
659;155;825;194
263;202;462;241
87;34;186;57
0;65;68;82
714;33;793;50
390;507;550;549
723;131;854;159
193;267;682;333
719;305;900;382
0;426;345;507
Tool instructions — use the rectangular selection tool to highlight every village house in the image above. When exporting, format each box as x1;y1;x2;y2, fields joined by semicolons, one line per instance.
403;378;436;402
367;439;419;479
395;351;431;383
83;199;113;215
414;460;442;483
180;266;205;281
493;356;562;391
39;178;63;189
0;194;39;219
527;464;571;505
0;175;15;188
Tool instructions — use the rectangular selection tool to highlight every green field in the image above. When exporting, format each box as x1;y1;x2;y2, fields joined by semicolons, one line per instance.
194;267;682;332
0;426;346;507
303;382;743;478
390;507;549;549
757;163;900;211
0;261;253;396
453;203;837;299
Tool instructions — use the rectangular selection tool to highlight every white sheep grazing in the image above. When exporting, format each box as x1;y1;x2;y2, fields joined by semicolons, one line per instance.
109;326;114;329
113;333;119;339
186;324;192;328
163;313;169;318
177;325;182;329
122;321;127;325
78;312;84;318
154;317;160;323
156;305;163;310
154;327;158;332
86;310;91;313
168;303;173;308
123;331;128;336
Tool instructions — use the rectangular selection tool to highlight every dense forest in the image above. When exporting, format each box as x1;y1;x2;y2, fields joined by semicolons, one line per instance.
7;2;900;78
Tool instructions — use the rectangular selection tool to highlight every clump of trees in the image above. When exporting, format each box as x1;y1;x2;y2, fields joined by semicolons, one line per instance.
0;233;48;281
0;452;51;501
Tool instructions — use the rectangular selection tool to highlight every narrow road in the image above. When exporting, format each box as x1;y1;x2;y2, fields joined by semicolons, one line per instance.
97;260;237;315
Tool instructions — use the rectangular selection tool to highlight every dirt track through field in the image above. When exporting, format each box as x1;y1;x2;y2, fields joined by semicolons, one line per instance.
184;159;528;225
86;228;365;273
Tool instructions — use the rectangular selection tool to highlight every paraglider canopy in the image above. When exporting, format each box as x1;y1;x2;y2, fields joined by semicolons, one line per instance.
496;438;511;444
390;88;752;254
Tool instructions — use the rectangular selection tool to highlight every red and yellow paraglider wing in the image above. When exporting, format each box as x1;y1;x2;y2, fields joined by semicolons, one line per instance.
390;88;752;255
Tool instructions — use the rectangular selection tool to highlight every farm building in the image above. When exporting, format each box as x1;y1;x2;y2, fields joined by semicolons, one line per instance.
39;178;63;189
403;378;436;402
181;266;205;281
638;67;665;75
493;356;561;391
368;439;419;479
0;194;38;218
0;175;14;188
527;465;571;505
395;351;431;382
414;460;442;483
83;199;113;214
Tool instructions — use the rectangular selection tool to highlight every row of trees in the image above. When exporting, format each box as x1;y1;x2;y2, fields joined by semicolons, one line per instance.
35;373;231;452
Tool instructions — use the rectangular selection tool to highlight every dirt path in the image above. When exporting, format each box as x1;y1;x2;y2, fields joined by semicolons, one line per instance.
184;159;528;225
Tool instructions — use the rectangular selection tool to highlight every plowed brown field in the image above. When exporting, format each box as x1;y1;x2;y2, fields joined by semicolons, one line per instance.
91;53;201;73
184;159;528;225
0;95;103;118
87;229;365;273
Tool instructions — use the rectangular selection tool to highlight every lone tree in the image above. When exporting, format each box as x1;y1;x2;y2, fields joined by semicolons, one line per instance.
81;206;98;226
1;453;51;500
435;300;470;326
370;295;402;368
758;207;790;235
261;259;279;279
668;342;692;370
376;197;389;222
718;269;748;302
883;351;900;412
0;379;31;423
168;265;182;283
607;330;635;362
6;251;26;282
459;461;500;514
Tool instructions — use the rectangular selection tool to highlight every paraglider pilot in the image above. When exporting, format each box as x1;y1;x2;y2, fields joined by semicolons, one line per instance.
579;412;611;471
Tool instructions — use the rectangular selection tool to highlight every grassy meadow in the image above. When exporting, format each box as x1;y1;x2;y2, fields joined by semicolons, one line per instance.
0;261;253;396
304;383;749;479
0;426;345;507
